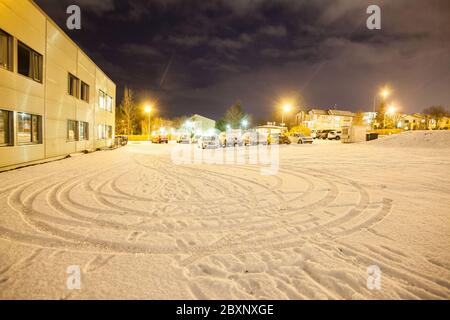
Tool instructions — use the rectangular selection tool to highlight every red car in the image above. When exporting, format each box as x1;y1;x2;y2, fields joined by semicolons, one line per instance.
151;135;168;144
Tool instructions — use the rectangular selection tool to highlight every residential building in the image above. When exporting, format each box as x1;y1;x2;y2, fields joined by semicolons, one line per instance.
397;114;427;130
187;114;216;134
295;109;356;130
0;0;115;168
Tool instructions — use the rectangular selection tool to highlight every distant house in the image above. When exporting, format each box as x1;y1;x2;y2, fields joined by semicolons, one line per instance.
397;114;427;130
295;109;356;130
187;114;216;134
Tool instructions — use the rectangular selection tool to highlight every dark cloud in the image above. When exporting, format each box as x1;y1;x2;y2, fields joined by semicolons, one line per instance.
35;0;450;119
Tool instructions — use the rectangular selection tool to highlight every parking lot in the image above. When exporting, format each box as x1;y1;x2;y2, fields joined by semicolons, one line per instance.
0;133;449;299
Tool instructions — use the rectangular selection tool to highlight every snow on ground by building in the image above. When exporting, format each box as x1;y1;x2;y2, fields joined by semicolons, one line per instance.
368;130;450;149
0;132;449;299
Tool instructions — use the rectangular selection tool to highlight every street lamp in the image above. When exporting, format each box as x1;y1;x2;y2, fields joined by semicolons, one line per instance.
241;119;248;129
384;104;396;129
144;104;152;141
282;103;292;126
373;87;391;112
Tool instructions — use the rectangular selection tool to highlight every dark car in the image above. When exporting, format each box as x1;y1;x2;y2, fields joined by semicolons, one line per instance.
268;133;291;145
318;130;333;139
151;135;168;144
115;135;128;146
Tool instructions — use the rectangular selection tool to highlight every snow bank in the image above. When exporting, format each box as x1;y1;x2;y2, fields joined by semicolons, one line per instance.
368;130;450;149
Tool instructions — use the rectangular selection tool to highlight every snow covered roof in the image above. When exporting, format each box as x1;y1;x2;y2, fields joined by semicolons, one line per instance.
308;109;355;117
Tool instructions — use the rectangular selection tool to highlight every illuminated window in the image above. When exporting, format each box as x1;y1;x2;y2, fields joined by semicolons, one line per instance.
99;90;106;109
17;113;41;144
0;29;13;71
68;73;79;97
18;41;43;83
97;124;105;139
79;121;89;140
67;120;78;141
106;95;113;112
106;125;112;139
0;109;12;146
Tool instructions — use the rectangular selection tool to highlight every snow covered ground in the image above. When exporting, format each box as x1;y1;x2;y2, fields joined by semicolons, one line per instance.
0;131;449;299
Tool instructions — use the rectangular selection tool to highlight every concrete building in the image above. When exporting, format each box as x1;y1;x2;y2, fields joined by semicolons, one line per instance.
0;0;115;169
295;109;355;130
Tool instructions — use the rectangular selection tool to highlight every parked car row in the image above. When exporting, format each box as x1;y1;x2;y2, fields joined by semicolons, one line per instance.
312;129;342;140
176;131;316;149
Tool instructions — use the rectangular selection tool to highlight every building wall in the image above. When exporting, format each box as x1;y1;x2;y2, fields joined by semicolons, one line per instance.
0;0;115;168
295;110;354;130
190;114;216;133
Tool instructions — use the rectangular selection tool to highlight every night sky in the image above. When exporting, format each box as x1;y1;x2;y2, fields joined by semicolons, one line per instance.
35;0;450;120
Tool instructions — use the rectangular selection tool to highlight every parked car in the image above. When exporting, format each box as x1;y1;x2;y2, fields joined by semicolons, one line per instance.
191;134;202;144
115;135;128;146
242;131;268;146
310;130;318;139
268;133;291;145
177;134;190;144
289;133;313;144
318;129;333;139
219;131;243;147
327;130;342;140
152;134;168;143
198;135;219;149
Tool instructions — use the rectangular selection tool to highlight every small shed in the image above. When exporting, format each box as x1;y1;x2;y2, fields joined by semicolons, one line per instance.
341;126;367;143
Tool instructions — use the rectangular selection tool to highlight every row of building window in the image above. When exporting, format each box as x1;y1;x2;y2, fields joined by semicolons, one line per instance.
67;120;89;141
67;121;112;141
0;28;43;83
1;28;113;113
68;73;90;102
67;74;113;112
99;90;114;112
0;110;42;146
0;109;113;147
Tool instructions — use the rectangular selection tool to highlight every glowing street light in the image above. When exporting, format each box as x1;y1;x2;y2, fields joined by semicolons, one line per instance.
241;119;248;129
144;104;153;141
226;124;231;131
373;86;391;112
281;103;292;126
384;104;397;128
386;105;396;114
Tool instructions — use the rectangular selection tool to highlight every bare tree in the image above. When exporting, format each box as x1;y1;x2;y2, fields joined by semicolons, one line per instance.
118;86;136;135
423;105;447;129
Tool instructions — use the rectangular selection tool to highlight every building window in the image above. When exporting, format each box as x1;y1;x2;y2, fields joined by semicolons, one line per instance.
0;29;13;71
17;41;43;83
99;90;106;109
67;120;78;141
106;125;112;139
80;81;89;102
97;124;105;139
68;73;79;98
17;112;41;144
106;95;113;112
0;109;12;146
79;121;89;140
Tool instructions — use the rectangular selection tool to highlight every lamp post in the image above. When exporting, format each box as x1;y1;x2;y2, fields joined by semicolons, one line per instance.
282;103;292;127
373;88;390;113
384;105;396;129
144;105;152;141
